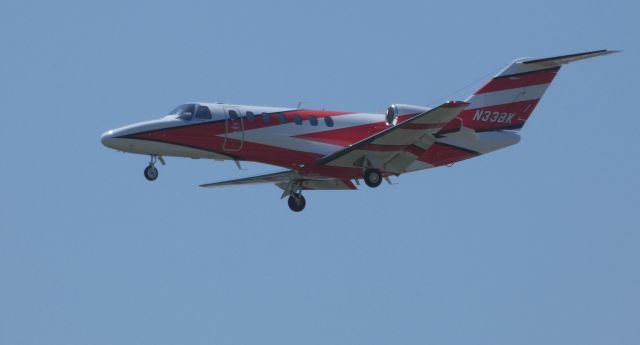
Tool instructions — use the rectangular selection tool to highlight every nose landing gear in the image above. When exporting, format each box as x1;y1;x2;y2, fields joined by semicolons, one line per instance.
144;164;158;181
143;155;164;181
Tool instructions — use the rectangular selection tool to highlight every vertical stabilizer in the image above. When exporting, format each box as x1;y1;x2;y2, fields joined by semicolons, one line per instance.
452;50;618;132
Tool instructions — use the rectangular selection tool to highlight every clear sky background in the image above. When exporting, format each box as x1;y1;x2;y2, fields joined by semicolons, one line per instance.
1;0;638;344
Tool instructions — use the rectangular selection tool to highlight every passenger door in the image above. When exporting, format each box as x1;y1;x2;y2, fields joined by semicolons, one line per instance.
223;107;244;151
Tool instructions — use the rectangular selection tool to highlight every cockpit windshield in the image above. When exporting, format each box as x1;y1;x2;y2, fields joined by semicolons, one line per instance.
168;103;196;120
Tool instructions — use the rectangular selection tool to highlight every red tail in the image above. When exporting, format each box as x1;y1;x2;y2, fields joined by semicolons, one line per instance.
446;50;617;132
459;60;561;132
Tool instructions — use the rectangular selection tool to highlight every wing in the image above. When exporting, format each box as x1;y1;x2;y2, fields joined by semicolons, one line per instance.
317;101;469;174
200;170;357;196
199;170;294;187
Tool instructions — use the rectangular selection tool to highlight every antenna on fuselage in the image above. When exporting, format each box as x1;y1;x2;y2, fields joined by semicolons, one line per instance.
296;101;308;109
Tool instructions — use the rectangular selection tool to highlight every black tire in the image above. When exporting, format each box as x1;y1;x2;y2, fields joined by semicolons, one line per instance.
364;168;382;188
287;194;306;212
144;165;158;181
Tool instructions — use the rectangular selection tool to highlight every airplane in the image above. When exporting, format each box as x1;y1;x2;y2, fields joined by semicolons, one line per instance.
101;49;617;212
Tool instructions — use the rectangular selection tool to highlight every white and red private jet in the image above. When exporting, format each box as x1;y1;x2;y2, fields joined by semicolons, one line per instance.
102;50;616;212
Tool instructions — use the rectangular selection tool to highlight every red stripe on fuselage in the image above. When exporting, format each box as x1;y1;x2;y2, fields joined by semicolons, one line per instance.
294;121;388;146
134;125;325;168
294;114;420;146
132;121;227;143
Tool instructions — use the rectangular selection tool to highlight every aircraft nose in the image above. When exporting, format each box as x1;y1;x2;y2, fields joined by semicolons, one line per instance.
101;130;116;148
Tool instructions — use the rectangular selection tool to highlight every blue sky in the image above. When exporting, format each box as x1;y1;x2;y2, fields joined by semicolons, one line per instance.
1;0;638;344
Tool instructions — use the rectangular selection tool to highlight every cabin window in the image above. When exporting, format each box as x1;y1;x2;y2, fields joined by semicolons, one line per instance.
261;112;270;123
228;110;239;120
277;113;287;124
308;115;318;126
293;114;303;125
195;106;212;120
246;111;256;122
324;116;334;127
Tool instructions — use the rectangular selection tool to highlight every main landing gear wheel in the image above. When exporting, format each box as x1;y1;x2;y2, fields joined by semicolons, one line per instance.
144;164;158;181
288;193;306;212
364;168;382;188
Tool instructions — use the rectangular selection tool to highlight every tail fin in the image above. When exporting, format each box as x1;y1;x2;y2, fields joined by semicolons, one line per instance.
454;50;618;132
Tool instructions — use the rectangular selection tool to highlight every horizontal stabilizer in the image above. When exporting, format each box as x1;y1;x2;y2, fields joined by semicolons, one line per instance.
521;49;620;66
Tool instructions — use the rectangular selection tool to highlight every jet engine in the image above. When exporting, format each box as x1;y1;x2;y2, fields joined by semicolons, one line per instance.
385;104;431;126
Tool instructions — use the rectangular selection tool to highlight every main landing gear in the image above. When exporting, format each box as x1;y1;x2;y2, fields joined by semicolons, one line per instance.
363;168;382;188
144;155;164;181
284;169;383;212
287;192;306;212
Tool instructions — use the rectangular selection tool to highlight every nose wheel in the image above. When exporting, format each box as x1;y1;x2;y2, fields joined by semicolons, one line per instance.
144;164;158;181
143;155;164;181
287;193;306;212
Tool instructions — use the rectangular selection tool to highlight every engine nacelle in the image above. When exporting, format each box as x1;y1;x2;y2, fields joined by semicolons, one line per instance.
385;104;431;126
